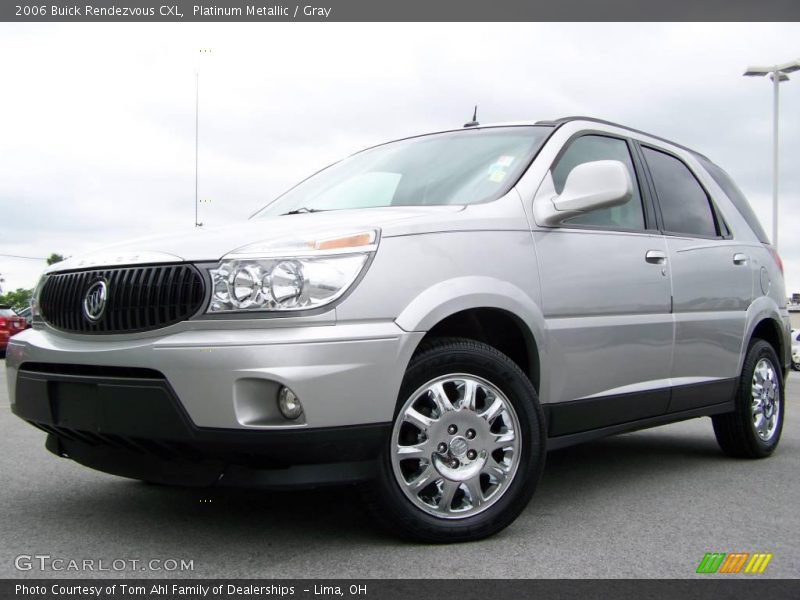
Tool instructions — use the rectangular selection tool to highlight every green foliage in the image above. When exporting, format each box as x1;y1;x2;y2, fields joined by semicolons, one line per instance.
0;288;33;311
0;252;63;309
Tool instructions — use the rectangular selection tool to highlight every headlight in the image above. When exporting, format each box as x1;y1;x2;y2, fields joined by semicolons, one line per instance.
206;229;377;313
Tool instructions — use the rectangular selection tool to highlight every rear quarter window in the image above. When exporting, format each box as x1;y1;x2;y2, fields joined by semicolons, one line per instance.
697;156;770;244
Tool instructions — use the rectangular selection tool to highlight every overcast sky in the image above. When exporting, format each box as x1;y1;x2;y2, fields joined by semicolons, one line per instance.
1;23;798;295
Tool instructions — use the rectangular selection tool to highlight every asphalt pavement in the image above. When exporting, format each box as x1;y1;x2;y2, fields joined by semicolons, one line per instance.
1;360;797;579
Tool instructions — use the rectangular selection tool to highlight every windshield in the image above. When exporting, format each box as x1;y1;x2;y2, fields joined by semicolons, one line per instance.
253;126;552;217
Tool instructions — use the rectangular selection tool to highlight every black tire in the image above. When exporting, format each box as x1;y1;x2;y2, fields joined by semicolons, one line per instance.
362;337;546;543
712;339;784;458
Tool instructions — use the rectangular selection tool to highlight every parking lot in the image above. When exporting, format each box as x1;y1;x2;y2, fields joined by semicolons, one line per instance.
1;359;797;579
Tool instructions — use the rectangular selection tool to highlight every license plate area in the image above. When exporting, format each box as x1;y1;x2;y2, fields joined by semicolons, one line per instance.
13;369;186;439
48;381;101;429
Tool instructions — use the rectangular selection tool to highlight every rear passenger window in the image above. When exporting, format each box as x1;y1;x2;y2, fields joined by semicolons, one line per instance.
552;135;645;230
642;147;719;238
698;157;769;243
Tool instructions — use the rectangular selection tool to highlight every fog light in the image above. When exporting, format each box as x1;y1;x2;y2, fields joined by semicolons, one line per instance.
278;387;303;420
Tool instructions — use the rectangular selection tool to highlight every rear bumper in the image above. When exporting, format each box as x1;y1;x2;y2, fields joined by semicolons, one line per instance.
12;365;390;487
1;326;26;350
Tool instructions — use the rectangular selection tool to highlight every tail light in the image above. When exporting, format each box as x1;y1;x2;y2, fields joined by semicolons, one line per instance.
766;245;784;274
0;317;7;329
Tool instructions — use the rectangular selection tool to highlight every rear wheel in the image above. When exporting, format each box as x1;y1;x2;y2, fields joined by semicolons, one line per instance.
363;338;545;542
713;339;784;458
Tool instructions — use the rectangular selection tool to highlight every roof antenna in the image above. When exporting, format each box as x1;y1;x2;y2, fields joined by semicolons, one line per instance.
463;105;479;128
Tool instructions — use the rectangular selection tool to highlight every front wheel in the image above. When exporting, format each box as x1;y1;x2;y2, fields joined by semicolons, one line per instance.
363;338;546;542
713;339;784;458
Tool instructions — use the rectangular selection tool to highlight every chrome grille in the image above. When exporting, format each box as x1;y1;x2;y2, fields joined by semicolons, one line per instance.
39;264;205;333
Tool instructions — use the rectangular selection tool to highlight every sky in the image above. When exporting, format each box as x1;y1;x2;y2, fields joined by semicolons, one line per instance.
0;22;799;295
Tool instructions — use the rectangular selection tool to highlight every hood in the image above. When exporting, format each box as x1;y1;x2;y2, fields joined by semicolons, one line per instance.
46;206;465;273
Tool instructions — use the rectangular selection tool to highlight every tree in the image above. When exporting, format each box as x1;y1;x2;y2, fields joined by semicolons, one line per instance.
0;287;33;310
0;252;63;308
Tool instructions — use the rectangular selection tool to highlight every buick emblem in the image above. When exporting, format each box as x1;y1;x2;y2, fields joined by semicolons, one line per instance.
83;280;108;322
449;436;469;457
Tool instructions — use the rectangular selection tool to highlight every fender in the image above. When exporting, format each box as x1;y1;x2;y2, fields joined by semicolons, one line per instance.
394;275;548;381
741;296;790;373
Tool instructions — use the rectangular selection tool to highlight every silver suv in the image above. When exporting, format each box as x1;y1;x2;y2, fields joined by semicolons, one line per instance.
6;117;790;542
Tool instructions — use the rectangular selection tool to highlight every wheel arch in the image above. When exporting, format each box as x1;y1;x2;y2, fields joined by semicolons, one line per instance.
750;318;785;371
743;298;790;375
395;277;546;392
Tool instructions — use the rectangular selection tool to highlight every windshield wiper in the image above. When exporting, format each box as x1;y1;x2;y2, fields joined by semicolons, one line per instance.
281;207;324;215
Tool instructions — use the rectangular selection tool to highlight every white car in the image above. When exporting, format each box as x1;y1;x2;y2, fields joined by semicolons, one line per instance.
792;329;800;371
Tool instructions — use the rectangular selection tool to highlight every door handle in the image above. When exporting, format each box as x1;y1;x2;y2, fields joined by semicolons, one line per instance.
645;250;667;264
733;253;749;265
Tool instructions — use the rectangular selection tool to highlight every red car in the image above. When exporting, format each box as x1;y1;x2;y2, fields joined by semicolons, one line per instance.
0;305;28;356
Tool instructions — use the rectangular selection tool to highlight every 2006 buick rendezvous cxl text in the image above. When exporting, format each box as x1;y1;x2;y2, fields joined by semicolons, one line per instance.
6;117;790;542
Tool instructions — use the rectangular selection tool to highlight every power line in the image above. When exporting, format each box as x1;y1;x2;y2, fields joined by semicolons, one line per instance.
0;254;47;260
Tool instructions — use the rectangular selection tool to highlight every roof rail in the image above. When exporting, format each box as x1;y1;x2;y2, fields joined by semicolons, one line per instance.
534;116;709;161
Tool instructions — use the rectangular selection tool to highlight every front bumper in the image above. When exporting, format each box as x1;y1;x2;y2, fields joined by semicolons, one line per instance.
12;365;390;487
6;322;423;486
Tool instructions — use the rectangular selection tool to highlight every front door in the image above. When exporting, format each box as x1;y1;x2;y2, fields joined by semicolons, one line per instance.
533;134;674;435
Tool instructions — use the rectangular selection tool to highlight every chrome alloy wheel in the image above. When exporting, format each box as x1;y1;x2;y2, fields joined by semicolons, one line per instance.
390;374;522;519
751;358;781;441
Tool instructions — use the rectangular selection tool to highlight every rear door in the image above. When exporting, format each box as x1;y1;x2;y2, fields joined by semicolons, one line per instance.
638;145;752;411
533;133;674;434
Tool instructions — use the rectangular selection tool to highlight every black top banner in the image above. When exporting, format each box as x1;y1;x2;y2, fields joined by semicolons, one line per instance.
3;0;800;22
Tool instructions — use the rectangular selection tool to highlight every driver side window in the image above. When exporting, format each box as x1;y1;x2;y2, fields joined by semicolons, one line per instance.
552;135;645;230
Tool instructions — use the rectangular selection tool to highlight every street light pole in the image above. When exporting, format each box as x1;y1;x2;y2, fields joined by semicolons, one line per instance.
195;48;212;228
772;72;780;250
744;59;800;251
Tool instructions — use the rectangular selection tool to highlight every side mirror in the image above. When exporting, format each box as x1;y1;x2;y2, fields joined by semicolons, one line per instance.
534;160;633;226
